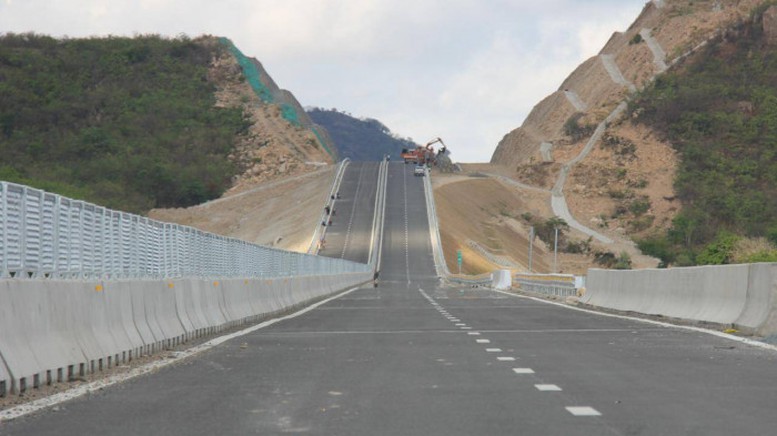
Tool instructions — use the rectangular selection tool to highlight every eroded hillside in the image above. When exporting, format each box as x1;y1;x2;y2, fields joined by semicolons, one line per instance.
477;0;769;270
151;38;341;251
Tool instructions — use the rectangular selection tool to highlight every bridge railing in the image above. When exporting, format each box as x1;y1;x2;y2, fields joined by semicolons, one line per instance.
513;273;584;298
0;181;370;280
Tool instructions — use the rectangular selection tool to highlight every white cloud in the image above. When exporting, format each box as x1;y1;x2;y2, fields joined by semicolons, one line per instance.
0;0;647;162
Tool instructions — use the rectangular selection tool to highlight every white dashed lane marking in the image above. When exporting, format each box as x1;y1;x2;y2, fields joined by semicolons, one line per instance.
420;288;604;420
535;384;562;391
566;407;601;417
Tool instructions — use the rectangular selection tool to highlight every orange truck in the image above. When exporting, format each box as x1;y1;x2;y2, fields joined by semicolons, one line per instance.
401;138;448;165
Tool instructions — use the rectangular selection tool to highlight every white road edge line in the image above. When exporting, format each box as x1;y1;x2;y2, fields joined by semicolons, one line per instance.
491;290;777;352
0;285;363;423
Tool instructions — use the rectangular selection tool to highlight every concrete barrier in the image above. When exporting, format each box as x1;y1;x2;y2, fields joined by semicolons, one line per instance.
0;280;46;392
110;281;145;360
169;280;197;340
93;281;134;368
147;281;186;348
0;273;371;395
179;279;209;337
583;263;777;336
491;270;512;290
735;263;777;336
0;352;9;397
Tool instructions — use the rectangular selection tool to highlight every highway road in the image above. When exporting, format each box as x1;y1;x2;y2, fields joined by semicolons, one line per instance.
318;162;379;264
4;163;777;435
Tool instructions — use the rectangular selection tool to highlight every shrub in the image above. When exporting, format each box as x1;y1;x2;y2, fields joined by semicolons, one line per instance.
637;236;676;265
563;112;596;142
593;251;617;268
696;231;740;265
564;237;593;254
629;197;651;216
614;252;633;269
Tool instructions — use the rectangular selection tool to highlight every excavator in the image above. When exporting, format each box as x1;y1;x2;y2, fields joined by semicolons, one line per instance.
401;137;448;165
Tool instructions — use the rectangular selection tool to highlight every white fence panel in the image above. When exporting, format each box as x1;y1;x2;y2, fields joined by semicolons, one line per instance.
0;181;370;280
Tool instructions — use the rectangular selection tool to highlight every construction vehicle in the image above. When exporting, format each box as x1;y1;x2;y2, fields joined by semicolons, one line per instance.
401;137;448;165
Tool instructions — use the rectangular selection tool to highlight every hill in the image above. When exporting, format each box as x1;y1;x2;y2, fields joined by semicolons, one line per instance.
478;0;776;270
0;34;335;213
307;108;417;161
633;3;777;265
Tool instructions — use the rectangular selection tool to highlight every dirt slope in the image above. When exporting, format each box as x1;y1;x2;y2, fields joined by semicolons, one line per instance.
150;168;334;252
151;38;337;251
463;0;767;273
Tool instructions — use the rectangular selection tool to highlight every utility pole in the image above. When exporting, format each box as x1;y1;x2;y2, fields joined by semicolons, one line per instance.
553;226;559;274
528;226;534;273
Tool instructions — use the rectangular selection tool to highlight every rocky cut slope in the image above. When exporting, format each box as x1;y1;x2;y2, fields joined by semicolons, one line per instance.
489;0;766;246
214;38;337;195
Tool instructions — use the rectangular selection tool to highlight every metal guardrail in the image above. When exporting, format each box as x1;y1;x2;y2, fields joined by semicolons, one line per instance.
0;181;370;280
422;167;491;287
308;159;350;254
513;273;583;298
368;158;389;269
422;166;451;278
422;171;587;291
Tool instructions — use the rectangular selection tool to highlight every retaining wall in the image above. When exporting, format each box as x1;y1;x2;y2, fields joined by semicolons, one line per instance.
583;263;777;336
0;272;371;396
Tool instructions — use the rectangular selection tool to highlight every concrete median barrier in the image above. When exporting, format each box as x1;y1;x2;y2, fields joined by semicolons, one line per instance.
169;280;197;339
0;272;371;395
735;263;777;336
146;281;186;348
0;280;45;393
583;263;777;336
179;279;209;337
110;281;145;360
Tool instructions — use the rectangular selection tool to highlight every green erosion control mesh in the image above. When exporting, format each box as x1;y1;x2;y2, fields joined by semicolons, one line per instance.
311;126;334;158
219;37;273;103
280;104;301;126
219;37;334;158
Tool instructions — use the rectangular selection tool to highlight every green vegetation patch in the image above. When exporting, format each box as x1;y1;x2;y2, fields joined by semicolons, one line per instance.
632;14;777;265
0;33;249;213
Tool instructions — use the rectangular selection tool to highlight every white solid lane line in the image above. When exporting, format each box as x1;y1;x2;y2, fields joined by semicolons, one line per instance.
535;384;562;391
512;368;535;374
566;407;601;417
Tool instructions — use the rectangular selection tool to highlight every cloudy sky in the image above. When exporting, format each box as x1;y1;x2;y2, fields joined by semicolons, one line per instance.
1;0;647;162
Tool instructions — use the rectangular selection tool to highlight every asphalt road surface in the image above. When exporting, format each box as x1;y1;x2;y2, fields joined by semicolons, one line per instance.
318;162;379;264
4;163;777;435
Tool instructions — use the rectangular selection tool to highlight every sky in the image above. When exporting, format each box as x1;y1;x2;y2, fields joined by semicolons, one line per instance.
0;0;647;162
